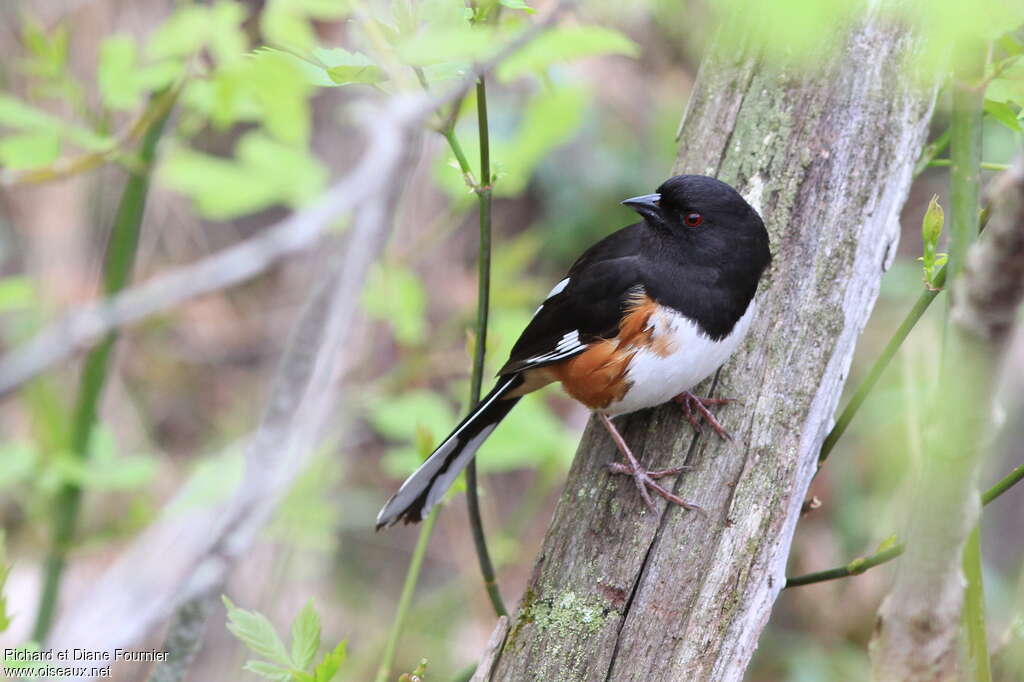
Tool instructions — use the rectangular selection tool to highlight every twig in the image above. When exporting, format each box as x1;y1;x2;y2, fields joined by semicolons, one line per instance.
913;127;951;176
785;544;904;588
819;204;993;464
0;79;185;187
928;159;1010;172
0;11;561;400
32;91;176;644
464;72;507;619
818;269;945;463
982;462;1024;504
786;458;1024;588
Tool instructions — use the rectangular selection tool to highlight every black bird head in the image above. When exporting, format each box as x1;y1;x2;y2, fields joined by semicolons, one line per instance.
623;175;763;237
623;175;771;337
623;174;771;268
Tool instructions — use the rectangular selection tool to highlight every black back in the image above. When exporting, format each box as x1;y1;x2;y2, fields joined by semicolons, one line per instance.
499;175;771;375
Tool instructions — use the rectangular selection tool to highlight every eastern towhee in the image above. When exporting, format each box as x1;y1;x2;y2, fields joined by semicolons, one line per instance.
377;174;771;528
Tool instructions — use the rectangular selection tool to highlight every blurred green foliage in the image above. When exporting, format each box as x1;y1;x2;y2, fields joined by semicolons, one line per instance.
1;0;1023;680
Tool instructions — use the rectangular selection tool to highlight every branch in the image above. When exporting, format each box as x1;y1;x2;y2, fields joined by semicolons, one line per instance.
486;8;935;679
786;460;1024;588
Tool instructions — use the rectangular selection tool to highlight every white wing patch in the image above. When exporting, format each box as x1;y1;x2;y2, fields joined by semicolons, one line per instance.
533;277;571;316
521;329;585;366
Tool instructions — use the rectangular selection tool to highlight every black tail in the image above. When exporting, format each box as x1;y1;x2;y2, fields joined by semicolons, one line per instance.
375;375;522;529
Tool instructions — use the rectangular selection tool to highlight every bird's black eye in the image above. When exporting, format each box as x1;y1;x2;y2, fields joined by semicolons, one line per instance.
683;212;703;227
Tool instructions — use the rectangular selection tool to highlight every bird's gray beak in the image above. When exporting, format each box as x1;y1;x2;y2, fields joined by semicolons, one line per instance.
621;193;662;223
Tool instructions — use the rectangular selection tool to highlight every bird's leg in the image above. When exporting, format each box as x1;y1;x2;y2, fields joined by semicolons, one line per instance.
597;413;703;514
673;391;734;441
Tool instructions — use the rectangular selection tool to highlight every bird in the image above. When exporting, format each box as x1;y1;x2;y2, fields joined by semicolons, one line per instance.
376;174;771;528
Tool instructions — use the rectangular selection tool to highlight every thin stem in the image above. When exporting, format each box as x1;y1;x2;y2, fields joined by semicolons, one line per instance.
914;128;951;177
30;92;175;644
819;269;945;463
819;203;992;465
785;545;905;588
928;159;1009;172
464;74;507;618
374;507;439;682
785;460;1024;588
962;528;993;682
411;56;506;618
981;462;1024;504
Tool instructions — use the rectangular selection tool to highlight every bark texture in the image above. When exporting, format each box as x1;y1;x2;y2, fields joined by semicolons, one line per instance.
485;12;934;682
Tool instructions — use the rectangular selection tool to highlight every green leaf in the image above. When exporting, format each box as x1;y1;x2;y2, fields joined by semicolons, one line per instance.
397;24;498;65
496;26;638;81
0;130;60;169
0;94;63;131
261;0;351;50
0;277;35;312
313;641;347;682
242;660;291;681
361;264;427;344
44;427;157;492
0;95;112;151
290;601;321;670
476;389;576;471
245;50;316;144
147;6;211;59
0;442;39;490
920;194;945;286
208;1;251;65
875;534;900;553
160;131;326;219
98;36;181;111
315;48;389;86
148;1;249;63
98;36;139;110
184;49;314;144
983;98;1022;132
223;596;294;667
368;390;455;444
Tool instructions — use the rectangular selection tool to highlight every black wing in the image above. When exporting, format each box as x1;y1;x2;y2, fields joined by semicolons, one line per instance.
498;223;648;376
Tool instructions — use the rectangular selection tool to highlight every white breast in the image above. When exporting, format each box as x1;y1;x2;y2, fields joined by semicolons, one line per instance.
603;300;757;417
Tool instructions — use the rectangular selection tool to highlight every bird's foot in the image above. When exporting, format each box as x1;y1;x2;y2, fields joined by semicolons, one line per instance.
598;413;703;515
673;391;734;441
607;461;702;514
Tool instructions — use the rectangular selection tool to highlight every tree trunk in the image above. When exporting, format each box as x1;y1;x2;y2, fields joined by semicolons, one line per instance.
485;10;934;682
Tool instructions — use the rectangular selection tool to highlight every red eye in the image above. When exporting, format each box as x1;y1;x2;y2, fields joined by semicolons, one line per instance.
684;212;703;227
